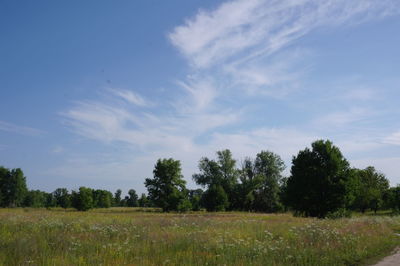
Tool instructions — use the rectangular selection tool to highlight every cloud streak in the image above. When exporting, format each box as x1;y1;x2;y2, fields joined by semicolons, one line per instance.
0;120;45;136
110;88;150;107
169;0;399;69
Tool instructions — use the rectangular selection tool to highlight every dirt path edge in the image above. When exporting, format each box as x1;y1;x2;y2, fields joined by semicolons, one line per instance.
372;248;400;266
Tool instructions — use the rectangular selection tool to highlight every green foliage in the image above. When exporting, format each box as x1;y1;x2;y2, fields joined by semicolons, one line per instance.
202;184;229;211
138;193;149;207
325;208;352;219
0;166;6;206
193;149;238;211
145;158;188;212
53;188;71;208
352;167;389;213
0;167;28;207
188;189;203;211
23;190;47;207
72;187;94;211
92;189;113;208
233;157;259;211
45;193;57;208
177;198;192;212
114;189;122;207
386;186;400;211
285;140;350;218
127;189;139;207
253;151;285;212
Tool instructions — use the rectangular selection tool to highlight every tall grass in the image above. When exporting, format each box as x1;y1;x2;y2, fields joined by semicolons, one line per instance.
0;208;399;265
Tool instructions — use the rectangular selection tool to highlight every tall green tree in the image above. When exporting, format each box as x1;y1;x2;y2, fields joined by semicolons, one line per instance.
0;166;7;206
71;187;94;211
285;140;350;218
193;149;238;210
92;189;113;208
0;167;28;207
253;151;285;212
233;157;260;211
386;186;400;212
138;193;149;207
127;189;139;207
114;189;122;207
202;184;228;211
53;188;71;208
352;167;389;213
188;189;204;211
145;158;188;212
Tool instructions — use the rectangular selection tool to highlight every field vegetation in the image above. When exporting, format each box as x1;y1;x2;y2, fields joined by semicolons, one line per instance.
1;208;400;265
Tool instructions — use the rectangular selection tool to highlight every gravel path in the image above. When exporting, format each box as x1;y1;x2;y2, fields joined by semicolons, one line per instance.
373;248;400;266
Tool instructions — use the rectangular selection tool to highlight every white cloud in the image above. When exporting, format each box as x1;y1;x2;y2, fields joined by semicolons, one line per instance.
109;88;150;107
0;120;45;136
342;88;378;101
313;107;375;128
175;77;218;111
51;146;64;154
169;0;399;69
62;87;240;152
384;131;400;146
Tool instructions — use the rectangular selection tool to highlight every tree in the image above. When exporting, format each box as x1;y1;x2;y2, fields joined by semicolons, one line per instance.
127;189;139;207
45;193;57;208
0;166;7;206
92;189;112;208
188;189;204;211
285;140;350;218
233;157;260;211
114;189;122;207
53;188;71;208
0;167;28;207
145;158;188;212
202;184;228;211
386;186;400;212
138;193;149;207
252;151;285;212
352;167;389;213
193;149;238;211
71;187;93;211
24;190;47;207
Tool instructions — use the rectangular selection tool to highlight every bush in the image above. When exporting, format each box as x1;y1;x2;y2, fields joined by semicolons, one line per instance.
326;208;352;219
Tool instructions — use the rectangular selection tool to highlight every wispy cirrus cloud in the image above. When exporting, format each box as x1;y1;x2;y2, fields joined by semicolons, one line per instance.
168;0;400;102
312;107;376;128
384;131;400;146
62;87;240;153
0;120;45;136
169;0;399;69
109;88;150;107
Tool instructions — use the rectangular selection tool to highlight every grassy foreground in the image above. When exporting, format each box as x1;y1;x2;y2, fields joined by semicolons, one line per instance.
0;208;400;265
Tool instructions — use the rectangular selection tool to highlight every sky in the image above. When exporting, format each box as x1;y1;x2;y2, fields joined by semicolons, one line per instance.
1;0;400;195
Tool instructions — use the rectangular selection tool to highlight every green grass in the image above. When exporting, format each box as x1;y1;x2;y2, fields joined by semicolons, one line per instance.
0;208;399;265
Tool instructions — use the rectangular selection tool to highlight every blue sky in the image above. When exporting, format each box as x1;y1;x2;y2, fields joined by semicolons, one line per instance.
1;0;400;195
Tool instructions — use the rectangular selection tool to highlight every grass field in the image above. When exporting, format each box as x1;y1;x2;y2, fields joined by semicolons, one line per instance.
0;208;400;265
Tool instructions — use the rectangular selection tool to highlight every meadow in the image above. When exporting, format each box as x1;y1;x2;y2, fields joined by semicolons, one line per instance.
0;208;400;265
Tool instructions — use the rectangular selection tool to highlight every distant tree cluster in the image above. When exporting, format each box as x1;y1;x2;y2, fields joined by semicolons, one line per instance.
0;166;142;211
2;139;400;217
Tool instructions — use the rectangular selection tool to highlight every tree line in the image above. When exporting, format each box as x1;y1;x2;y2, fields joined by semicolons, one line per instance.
0;167;148;211
1;139;400;217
